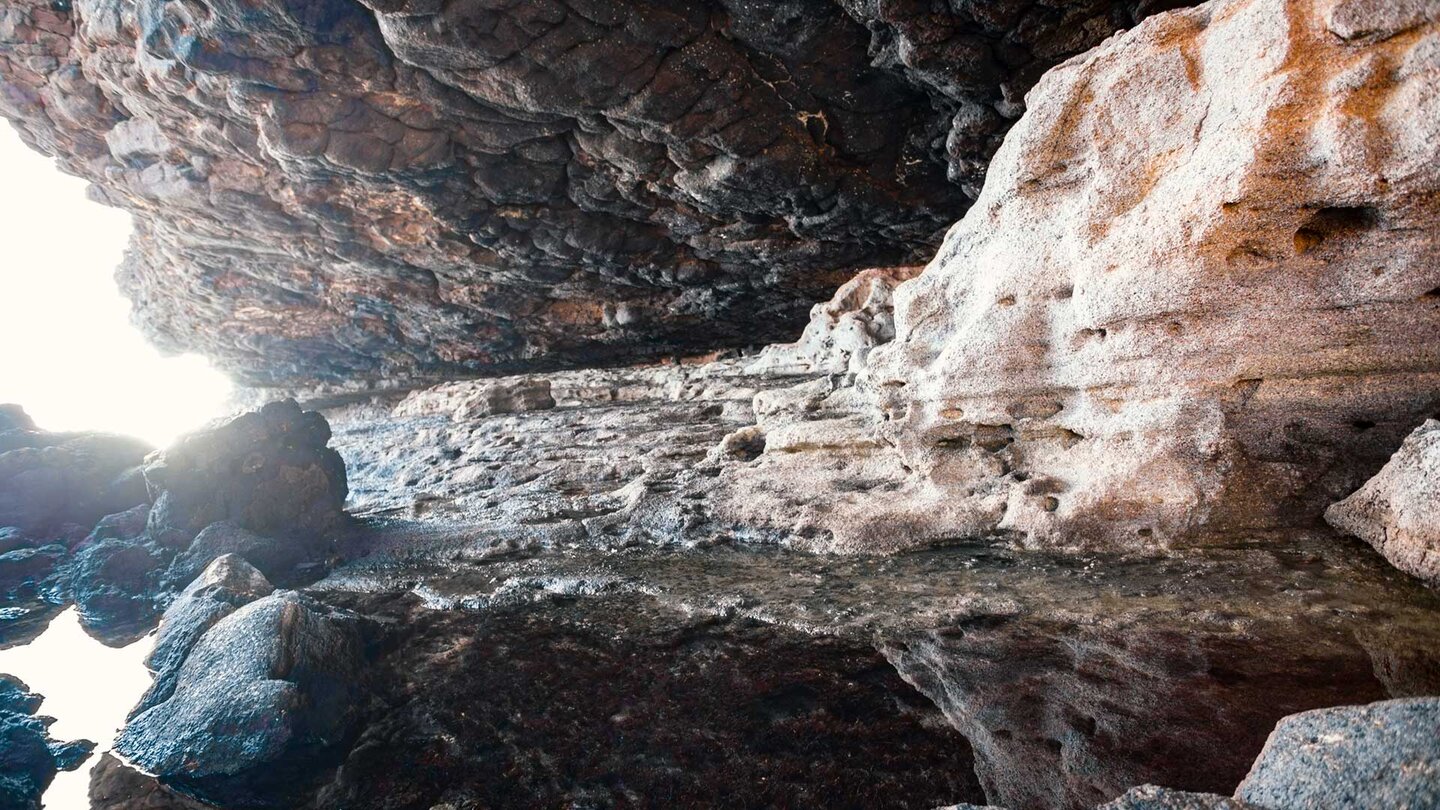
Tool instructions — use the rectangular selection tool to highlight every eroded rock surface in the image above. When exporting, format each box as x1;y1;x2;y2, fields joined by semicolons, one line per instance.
747;265;924;376
1326;420;1440;586
727;0;1440;551
0;0;1196;386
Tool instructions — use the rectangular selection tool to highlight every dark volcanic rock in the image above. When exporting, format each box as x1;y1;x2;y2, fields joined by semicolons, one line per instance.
162;521;325;591
137;554;275;716
1236;697;1440;810
0;412;150;541
142;400;348;548
0;0;1188;386
66;534;169;646
89;753;212;810
0;675;95;810
115;591;365;808
0;399;348;646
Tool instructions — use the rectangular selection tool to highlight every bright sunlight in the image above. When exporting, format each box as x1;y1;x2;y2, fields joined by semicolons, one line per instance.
0;125;232;448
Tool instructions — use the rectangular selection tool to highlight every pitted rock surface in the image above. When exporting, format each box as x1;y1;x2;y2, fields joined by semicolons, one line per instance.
0;0;1190;386
725;0;1440;552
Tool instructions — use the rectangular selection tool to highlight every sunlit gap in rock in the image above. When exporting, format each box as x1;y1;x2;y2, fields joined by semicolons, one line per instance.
0;126;232;448
0;607;153;808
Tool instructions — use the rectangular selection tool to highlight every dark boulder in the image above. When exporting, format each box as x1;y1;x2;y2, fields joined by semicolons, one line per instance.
163;522;327;592
116;591;365;808
142;400;347;548
66;536;169;646
137;554;275;715
89;753;212;810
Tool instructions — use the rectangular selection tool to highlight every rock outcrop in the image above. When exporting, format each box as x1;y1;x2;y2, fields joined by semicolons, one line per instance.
747;265;924;376
1326;420;1440;586
0;0;1196;386
0;407;151;645
0;399;346;645
68;399;348;643
116;590;365;807
5;0;1440;808
725;0;1440;551
0;406;149;542
1237;697;1440;810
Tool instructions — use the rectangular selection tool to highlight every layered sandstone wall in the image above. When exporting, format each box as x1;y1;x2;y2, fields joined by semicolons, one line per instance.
0;0;1185;386
725;0;1440;551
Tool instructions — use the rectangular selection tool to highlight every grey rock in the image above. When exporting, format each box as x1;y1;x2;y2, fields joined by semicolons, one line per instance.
1236;697;1440;810
1326;420;1440;585
116;591;364;807
1099;786;1255;809
143;400;347;548
137;554;275;716
163;521;323;591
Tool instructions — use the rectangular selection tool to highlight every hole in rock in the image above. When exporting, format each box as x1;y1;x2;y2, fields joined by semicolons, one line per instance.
1423;287;1440;299
1293;205;1380;253
1351;419;1376;432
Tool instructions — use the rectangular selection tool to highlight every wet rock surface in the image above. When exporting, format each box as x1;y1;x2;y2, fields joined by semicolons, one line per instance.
116;590;365;808
0;674;94;810
3;0;1440;808
96;510;1440;809
0;0;1194;386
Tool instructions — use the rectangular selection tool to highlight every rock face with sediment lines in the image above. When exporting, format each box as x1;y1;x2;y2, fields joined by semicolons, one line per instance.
851;0;1440;549
747;265;924;376
0;0;1191;386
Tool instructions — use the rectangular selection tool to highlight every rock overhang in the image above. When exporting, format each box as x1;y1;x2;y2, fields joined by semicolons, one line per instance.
0;0;1192;386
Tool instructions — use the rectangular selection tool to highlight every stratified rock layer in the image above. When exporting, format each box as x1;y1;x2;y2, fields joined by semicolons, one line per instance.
1326;420;1440;585
0;0;1191;385
851;0;1440;549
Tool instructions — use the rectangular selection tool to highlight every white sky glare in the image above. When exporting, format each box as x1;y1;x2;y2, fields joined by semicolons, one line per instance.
0;125;233;447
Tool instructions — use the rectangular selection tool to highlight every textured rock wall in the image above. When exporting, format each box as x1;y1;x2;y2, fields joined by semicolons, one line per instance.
0;0;1187;385
876;0;1440;547
847;0;1440;549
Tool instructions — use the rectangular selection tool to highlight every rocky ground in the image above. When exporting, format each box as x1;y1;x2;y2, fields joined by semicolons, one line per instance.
0;0;1437;807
